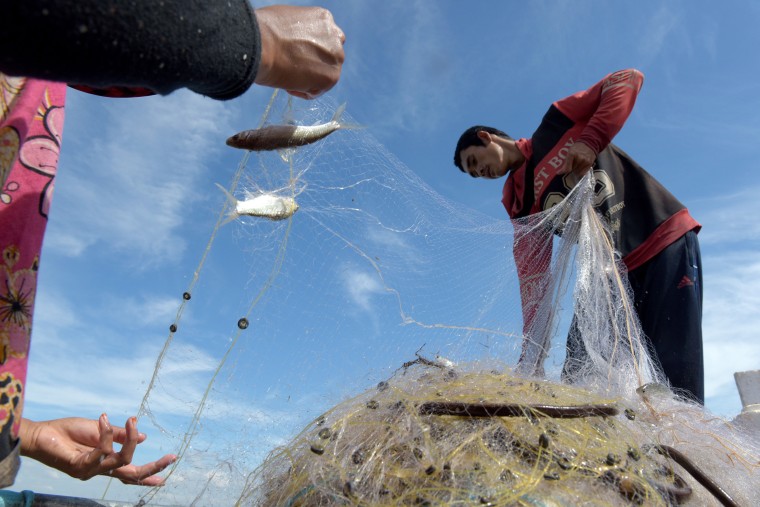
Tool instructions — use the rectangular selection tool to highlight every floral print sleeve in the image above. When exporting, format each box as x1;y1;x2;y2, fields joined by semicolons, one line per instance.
0;74;66;486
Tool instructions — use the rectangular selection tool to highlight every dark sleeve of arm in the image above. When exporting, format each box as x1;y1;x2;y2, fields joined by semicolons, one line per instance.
0;0;260;100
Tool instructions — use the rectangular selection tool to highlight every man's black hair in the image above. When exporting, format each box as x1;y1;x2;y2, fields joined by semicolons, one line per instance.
453;126;512;175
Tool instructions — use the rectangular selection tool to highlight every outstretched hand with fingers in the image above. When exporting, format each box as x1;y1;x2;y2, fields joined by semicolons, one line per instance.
19;414;177;486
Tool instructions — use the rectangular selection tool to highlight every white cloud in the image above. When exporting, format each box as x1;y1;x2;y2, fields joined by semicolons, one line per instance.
342;267;383;311
153;343;218;377
366;227;409;250
31;286;81;330
698;204;760;415
637;102;760;150
695;189;760;246
685;187;760;415
25;343;163;417
702;250;760;409
13;459;110;499
336;1;454;133
365;226;427;272
26;288;220;420
105;294;180;328
46;90;235;269
638;5;680;63
41;231;92;257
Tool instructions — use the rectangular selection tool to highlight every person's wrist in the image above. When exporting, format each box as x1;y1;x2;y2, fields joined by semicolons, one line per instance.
575;139;598;156
251;8;277;88
18;418;40;457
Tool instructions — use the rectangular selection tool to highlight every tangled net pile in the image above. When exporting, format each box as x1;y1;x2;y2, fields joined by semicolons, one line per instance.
244;364;757;506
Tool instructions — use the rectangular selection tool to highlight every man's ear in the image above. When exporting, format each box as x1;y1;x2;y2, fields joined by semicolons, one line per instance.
477;130;492;144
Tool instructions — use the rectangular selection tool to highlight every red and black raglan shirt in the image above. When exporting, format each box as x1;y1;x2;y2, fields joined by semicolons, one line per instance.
503;69;700;341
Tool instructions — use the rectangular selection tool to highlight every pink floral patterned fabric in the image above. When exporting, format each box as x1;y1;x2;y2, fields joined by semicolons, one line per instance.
0;74;66;483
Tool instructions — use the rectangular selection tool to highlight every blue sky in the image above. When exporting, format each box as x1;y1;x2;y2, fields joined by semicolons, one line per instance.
11;0;760;502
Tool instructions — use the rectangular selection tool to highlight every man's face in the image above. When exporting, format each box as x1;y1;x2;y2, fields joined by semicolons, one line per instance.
459;134;508;179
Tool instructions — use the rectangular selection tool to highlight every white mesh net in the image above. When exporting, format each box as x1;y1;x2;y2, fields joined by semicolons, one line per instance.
99;93;757;506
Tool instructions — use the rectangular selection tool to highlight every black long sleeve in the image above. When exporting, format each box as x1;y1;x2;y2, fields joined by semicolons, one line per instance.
0;0;260;100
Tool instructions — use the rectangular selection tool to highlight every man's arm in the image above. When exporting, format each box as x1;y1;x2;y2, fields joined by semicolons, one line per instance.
1;1;344;100
556;69;644;178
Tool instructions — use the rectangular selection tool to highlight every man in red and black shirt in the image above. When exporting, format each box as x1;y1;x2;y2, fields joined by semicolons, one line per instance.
453;69;704;403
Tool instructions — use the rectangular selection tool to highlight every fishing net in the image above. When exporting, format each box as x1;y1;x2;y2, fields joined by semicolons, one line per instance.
244;367;751;506
85;93;757;506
